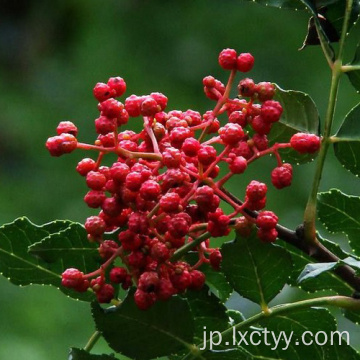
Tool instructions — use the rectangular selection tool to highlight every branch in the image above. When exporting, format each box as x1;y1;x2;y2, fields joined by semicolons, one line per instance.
221;187;360;294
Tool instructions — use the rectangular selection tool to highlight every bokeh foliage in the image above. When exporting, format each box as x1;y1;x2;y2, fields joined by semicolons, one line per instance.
0;0;360;359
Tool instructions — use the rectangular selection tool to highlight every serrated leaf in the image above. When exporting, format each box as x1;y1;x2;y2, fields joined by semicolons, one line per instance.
269;84;320;164
297;262;338;283
280;240;353;295
0;217;95;301
334;103;360;175
92;289;194;360
227;310;246;325
245;308;358;360
346;42;360;93
183;287;230;345
344;309;360;324
0;217;68;285
29;223;101;273
318;189;360;255
243;1;359;52
69;348;117;360
221;232;292;306
342;256;360;274
203;348;252;360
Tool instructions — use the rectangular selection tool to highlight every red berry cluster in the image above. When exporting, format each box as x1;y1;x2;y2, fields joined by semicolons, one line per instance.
48;49;321;309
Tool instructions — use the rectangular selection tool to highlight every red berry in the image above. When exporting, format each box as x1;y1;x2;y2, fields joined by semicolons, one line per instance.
85;216;106;236
271;165;292;189
107;76;126;97
236;53;254;72
56;121;78;136
99;240;119;259
109;267;128;284
98;98;124;119
150;92;168;111
209;249;222;270
189;270;206;290
228;111;247;127
125;95;143;117
150;242;170;262
169;127;192;149
84;190;106;208
110;162;130;183
96;283;115;303
46;133;77;157
156;278;176;301
256;82;275;102
86;171;107;190
234;217;253;237
218;48;237;70
251;115;272;135
134;289;156;310
219;123;244;145
128;212;149;234
252;134;268;150
238;78;256;97
93;82;115;102
140;96;161;116
257;228;278;243
102;197;122;217
170;270;191;292
246;180;267;201
162;147;182;168
61;268;84;289
229;156;247;174
290;133;321;153
138;271;160;293
125;171;143;191
94;116;116;135
203;75;216;88
261;100;283;123
198;145;217;165
159;192;181;213
140;180;161;201
256;211;278;230
76;158;96;176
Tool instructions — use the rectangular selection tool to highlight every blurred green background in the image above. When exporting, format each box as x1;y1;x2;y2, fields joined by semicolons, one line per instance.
0;0;359;359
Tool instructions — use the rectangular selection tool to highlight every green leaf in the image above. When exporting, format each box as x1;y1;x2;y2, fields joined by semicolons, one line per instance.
341;256;360;275
334;103;360;176
346;43;360;93
221;232;292;306
297;262;338;283
203;349;252;360
92;289;194;360
344;309;360;325
318;189;360;255
281;240;353;295
243;1;359;50
227;310;246;325
245;308;359;360
0;217;95;301
0;217;68;285
69;348;117;360
269;84;320;164
183;287;230;345
29;223;101;273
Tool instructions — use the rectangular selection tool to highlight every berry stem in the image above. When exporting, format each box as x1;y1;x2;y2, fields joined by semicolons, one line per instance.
171;231;210;262
198;68;237;142
83;331;101;353
303;0;353;243
144;117;161;154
